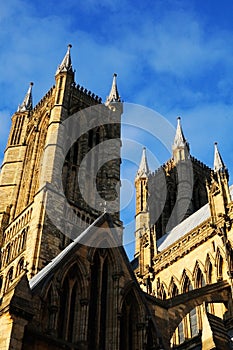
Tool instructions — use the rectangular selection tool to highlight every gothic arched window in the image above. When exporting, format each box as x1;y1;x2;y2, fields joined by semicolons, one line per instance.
120;290;140;350
58;264;82;342
58;276;69;339
206;260;213;284
5;267;14;291
159;284;167;300
20;228;27;251
171;281;179;297
5;244;11;265
217;254;224;280
88;252;109;350
67;281;77;342
182;275;193;293
195;267;205;288
16;257;25;276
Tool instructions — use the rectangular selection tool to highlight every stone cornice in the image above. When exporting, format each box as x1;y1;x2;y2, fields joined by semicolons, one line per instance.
153;218;224;273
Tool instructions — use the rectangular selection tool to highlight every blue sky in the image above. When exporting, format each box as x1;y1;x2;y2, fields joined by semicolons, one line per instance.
1;1;233;259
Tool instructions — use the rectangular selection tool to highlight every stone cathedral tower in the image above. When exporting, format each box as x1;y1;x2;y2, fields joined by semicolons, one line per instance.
1;45;233;350
0;44;122;282
0;45;164;350
134;118;233;349
135;118;212;257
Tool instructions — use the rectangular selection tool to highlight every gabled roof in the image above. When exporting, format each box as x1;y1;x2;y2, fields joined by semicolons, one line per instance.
157;185;233;252
29;213;120;290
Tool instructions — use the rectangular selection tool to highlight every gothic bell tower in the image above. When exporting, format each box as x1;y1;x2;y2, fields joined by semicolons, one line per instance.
0;45;123;300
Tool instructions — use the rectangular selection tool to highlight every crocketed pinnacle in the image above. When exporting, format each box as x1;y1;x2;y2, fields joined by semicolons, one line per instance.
214;142;225;172
105;73;121;105
173;117;188;149
56;44;73;75
17;82;33;112
136;147;150;178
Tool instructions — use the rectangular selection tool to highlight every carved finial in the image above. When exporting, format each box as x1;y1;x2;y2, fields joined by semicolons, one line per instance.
173;117;187;148
17;82;33;112
56;44;73;75
136;147;150;179
172;116;190;162
214;142;225;172
105;73;121;105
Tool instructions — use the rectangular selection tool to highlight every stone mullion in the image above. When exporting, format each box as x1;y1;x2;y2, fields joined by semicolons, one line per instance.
63;285;72;341
111;273;121;350
79;298;89;342
137;322;146;350
48;304;58;335
25;131;40;207
96;257;104;348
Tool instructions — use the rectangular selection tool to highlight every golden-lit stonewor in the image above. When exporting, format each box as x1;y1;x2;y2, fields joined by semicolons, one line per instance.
0;46;233;349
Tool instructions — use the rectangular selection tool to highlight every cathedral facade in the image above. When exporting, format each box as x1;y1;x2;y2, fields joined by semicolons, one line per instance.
0;45;233;349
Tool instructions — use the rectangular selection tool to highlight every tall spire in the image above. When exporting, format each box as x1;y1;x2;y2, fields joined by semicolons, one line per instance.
136;147;150;178
105;73;121;105
172;117;190;162
56;44;73;75
214;142;225;172
17;82;33;112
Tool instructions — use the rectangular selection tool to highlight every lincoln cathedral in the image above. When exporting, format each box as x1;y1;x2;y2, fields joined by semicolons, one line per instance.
0;45;233;349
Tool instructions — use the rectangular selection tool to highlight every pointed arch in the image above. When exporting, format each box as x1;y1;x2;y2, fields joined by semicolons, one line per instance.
15;126;37;213
120;288;141;350
57;262;85;342
193;262;205;288
158;283;167;300
41;282;58;334
5;267;14;291
87;249;113;350
30;113;50;202
58;274;69;339
5;243;11;265
58;257;87;293
169;277;179;297
16;257;25;276
216;249;224;280
181;270;193;293
205;254;214;284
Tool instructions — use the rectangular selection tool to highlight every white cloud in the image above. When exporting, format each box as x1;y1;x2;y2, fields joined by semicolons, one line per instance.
1;1;233;260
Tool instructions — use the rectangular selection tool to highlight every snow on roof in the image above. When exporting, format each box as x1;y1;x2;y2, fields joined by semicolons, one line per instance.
157;184;233;252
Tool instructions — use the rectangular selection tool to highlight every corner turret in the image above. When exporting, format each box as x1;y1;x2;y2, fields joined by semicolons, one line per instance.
135;148;150;257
